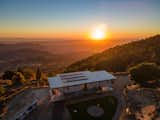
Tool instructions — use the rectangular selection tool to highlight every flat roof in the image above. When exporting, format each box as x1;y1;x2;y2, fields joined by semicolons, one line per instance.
48;70;116;89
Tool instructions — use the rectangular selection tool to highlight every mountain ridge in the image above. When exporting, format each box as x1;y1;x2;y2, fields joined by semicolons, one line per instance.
65;35;160;72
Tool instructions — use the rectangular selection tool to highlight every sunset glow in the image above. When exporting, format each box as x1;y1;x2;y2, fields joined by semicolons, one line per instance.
90;24;108;40
91;28;105;40
0;0;159;40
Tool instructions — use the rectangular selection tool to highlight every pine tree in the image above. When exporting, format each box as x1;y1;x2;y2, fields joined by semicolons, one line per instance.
36;67;41;86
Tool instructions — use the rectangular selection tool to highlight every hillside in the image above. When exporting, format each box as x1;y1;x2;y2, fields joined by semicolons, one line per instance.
0;38;134;73
65;35;160;72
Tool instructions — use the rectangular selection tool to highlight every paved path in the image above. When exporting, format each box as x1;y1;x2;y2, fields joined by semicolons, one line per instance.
24;91;52;120
3;87;50;120
112;74;130;120
112;92;126;120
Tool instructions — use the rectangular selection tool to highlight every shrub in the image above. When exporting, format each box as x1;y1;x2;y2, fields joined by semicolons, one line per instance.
129;62;160;87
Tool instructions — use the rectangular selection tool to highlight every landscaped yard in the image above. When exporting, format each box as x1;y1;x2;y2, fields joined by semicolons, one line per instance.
67;96;117;120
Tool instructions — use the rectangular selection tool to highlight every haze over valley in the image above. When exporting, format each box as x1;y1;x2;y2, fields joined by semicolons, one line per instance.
0;38;135;73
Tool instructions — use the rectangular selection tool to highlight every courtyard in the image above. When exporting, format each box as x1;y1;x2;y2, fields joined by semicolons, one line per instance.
67;96;117;120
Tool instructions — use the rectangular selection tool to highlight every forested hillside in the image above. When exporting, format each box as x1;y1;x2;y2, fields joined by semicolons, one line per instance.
65;35;160;72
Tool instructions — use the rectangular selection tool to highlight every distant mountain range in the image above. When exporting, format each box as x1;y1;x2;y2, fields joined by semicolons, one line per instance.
65;35;160;72
0;44;61;73
1;35;159;73
0;38;134;73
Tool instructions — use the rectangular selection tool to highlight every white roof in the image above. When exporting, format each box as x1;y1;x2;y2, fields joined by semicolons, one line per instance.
48;70;116;89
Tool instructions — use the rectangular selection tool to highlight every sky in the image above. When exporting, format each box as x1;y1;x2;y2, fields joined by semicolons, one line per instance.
0;0;160;40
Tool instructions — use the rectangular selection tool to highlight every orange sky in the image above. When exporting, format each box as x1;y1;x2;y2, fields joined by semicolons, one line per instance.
0;0;159;40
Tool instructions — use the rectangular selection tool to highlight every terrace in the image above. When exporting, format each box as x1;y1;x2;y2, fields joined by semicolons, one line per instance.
48;70;116;102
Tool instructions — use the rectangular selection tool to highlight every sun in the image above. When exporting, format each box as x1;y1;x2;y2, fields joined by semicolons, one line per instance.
91;29;105;40
90;24;108;40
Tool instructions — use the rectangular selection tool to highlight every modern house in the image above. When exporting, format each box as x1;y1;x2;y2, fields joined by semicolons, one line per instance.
48;70;116;102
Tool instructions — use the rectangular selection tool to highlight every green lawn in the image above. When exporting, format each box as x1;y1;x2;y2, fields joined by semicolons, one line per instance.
67;96;118;120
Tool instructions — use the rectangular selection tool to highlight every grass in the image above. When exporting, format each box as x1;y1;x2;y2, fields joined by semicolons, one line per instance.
67;96;117;120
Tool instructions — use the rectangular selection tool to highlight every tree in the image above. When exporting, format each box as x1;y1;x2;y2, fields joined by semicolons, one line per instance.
2;71;15;80
35;67;42;86
5;80;13;86
36;67;41;81
21;68;35;80
129;62;160;87
12;72;26;86
40;73;48;85
154;46;160;64
0;86;5;95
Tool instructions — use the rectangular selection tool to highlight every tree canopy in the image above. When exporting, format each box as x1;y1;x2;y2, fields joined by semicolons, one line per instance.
2;71;15;80
12;72;26;86
0;86;5;95
20;67;35;80
129;62;160;87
